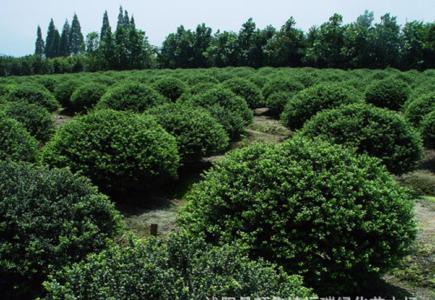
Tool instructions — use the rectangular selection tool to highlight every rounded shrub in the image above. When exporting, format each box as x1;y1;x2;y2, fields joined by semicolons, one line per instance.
179;137;416;294
53;79;82;109
0;113;37;162
266;91;293;115
262;77;304;101
281;83;363;130
147;103;229;163
97;82;166;112
41;109;179;194
0;162;122;298
1;100;55;142
6;83;59;112
184;87;253;138
70;82;108;113
222;77;264;108
44;234;314;299
35;76;58;92
300;104;423;175
365;78;411;110
189;81;216;95
421;110;435;149
153;77;188;102
404;92;435;127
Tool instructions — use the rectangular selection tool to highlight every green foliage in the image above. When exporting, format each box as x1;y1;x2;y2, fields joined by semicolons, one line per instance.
222;77;264;108
262;77;304;100
0;161;122;298
281;83;363;130
97;82;166;112
6;83;59;112
399;171;435;196
404;92;435;127
70;82;107;113
53;78;82;108
0;113;37;162
185;86;253;138
421;110;435;149
147;103;229;162
153;76;188;102
41;109;179;194
1;100;54;142
300;104;423;175
266;91;293;115
44;234;314;299
365;78;411;110
179;137;416;294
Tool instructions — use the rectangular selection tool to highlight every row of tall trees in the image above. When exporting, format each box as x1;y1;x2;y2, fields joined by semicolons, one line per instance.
159;12;435;69
1;9;433;76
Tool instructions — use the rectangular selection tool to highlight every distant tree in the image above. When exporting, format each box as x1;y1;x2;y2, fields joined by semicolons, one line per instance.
159;26;195;68
34;26;45;56
206;31;240;67
59;20;71;56
265;17;304;67
401;21;428;69
238;18;257;66
45;19;61;58
371;14;401;68
86;32;99;54
193;24;213;67
423;23;435;68
100;11;111;41
98;11;115;69
70;14;85;55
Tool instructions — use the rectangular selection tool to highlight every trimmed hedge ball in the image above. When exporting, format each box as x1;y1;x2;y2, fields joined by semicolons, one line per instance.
184;87;253;138
266;91;293;115
97;82;166;112
0;161;122;298
404;92;435;127
421;110;435;149
222;77;264;108
281;83;363;130
262;77;304;100
300;104;423;175
6;83;59;112
153;77;188;102
147;103;229;162
365;78;411;110
179;137;416;294
44;234;314;299
1;100;54;142
0;113;37;162
53;79;82;109
70;83;108;113
41;109;179;194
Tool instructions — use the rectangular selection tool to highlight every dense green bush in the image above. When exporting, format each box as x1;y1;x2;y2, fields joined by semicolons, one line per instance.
180;137;416;294
35;76;58;92
70;82;108;113
262;77;304;100
147;103;229;162
365;78;411;110
97;82;166;112
185;87;253;138
266;91;293;115
222;77;264;108
6;83;59;112
44;234;313;299
281;83;363;130
404;92;435;127
0;161;122;298
398;171;435;196
153;77;188;102
53;79;82;108
1;100;54;142
300;104;423;175
41;109;179;194
189;82;216;95
421;110;435;149
0;113;37;161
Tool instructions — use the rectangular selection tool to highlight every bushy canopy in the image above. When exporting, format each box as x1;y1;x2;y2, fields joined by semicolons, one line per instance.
365;78;411;110
6;83;59;112
404;92;435;127
180;137;416;294
153;76;188;102
70;82;108;113
421;110;435;149
222;77;264;108
41;109;179;195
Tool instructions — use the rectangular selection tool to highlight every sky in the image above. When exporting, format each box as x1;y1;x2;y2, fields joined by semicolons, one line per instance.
0;0;434;56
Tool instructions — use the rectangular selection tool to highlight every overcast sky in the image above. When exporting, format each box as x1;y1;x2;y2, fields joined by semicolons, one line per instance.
1;0;434;56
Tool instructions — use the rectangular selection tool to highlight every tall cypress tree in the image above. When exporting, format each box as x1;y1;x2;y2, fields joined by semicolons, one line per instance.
34;26;45;56
117;6;125;30
59;20;71;56
98;11;115;69
70;14;85;55
100;11;110;42
45;19;61;58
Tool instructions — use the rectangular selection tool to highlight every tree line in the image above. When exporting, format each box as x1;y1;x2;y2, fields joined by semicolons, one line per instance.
1;8;434;76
